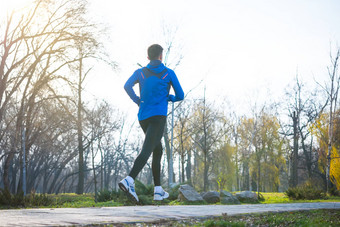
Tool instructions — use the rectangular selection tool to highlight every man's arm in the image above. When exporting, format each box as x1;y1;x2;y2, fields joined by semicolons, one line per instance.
168;72;184;102
124;71;140;106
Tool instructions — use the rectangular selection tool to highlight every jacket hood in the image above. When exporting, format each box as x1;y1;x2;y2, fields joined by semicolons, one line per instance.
146;60;166;74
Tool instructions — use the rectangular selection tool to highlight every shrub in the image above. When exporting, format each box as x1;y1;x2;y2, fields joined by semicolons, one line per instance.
168;183;181;201
28;191;52;206
0;189;26;207
135;180;153;196
329;187;340;197
0;188;14;206
285;184;325;200
138;194;153;205
0;188;52;207
13;191;26;207
97;189;114;202
258;192;265;202
96;189;127;203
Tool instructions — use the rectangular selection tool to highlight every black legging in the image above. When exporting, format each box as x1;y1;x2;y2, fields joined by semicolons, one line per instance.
129;115;166;186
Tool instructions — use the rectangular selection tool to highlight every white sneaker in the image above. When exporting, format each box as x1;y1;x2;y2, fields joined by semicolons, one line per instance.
154;187;169;201
118;177;139;204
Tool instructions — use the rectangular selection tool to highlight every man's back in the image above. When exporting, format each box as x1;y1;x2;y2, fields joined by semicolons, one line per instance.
124;59;184;121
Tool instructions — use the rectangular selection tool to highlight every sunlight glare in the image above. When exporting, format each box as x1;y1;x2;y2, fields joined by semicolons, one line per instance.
0;0;32;15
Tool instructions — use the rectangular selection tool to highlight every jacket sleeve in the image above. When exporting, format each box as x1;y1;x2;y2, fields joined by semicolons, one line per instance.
168;71;184;102
124;71;140;106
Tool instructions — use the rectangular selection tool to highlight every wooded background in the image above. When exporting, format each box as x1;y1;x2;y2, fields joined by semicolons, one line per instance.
1;0;339;195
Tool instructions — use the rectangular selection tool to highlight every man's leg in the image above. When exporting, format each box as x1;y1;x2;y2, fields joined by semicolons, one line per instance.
152;142;163;186
129;115;166;179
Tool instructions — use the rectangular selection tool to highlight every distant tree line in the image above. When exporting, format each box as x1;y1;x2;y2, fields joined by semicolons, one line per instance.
0;0;130;194
166;49;340;194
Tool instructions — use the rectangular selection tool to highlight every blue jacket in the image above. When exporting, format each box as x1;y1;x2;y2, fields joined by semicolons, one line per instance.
124;60;184;121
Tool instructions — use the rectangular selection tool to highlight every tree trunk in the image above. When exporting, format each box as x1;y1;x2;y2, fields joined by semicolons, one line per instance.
203;152;208;191
301;135;313;179
100;146;103;191
243;160;249;191
186;150;192;185
257;157;261;199
3;147;16;192
178;155;181;183
10;160;17;194
76;58;84;195
235;134;240;191
291;111;298;187
163;123;173;186
181;153;185;183
91;141;98;202
104;151;109;189
193;150;198;188
326;94;334;193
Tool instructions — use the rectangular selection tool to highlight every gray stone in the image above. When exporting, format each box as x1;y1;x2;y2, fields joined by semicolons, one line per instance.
202;191;220;203
220;196;241;204
235;191;258;203
178;184;204;202
220;190;234;198
220;190;240;204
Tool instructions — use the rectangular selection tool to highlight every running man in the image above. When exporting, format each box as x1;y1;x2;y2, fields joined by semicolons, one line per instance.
119;44;184;203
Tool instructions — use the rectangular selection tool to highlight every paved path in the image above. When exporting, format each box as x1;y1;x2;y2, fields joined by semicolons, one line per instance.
0;202;339;226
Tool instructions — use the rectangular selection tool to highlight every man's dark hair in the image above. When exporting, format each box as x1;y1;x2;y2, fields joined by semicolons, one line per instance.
148;44;163;60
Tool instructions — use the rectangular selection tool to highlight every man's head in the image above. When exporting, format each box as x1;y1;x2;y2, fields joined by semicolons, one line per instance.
148;44;163;61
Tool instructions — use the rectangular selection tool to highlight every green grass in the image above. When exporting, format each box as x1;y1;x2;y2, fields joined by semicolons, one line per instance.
261;192;340;204
261;192;291;203
236;209;340;227
0;193;123;209
169;200;208;206
119;209;340;226
49;193;125;208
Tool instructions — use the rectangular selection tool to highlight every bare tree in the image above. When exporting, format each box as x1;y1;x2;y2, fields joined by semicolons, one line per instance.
282;75;325;188
86;101;120;197
1;0;93;190
230;113;241;191
173;99;194;183
0;0;115;193
160;23;184;186
190;89;226;191
317;48;340;192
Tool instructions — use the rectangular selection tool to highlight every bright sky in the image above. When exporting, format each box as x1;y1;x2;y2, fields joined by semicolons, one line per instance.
85;0;340;115
2;0;340;116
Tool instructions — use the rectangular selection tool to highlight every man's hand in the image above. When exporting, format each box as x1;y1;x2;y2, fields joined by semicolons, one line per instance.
168;95;175;102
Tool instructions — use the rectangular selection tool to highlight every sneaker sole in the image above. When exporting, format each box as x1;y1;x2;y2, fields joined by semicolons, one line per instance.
118;182;139;205
153;196;169;201
154;192;169;201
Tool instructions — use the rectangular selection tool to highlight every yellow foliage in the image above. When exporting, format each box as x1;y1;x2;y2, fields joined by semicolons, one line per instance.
312;112;340;190
330;148;340;190
214;143;235;191
239;114;285;192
